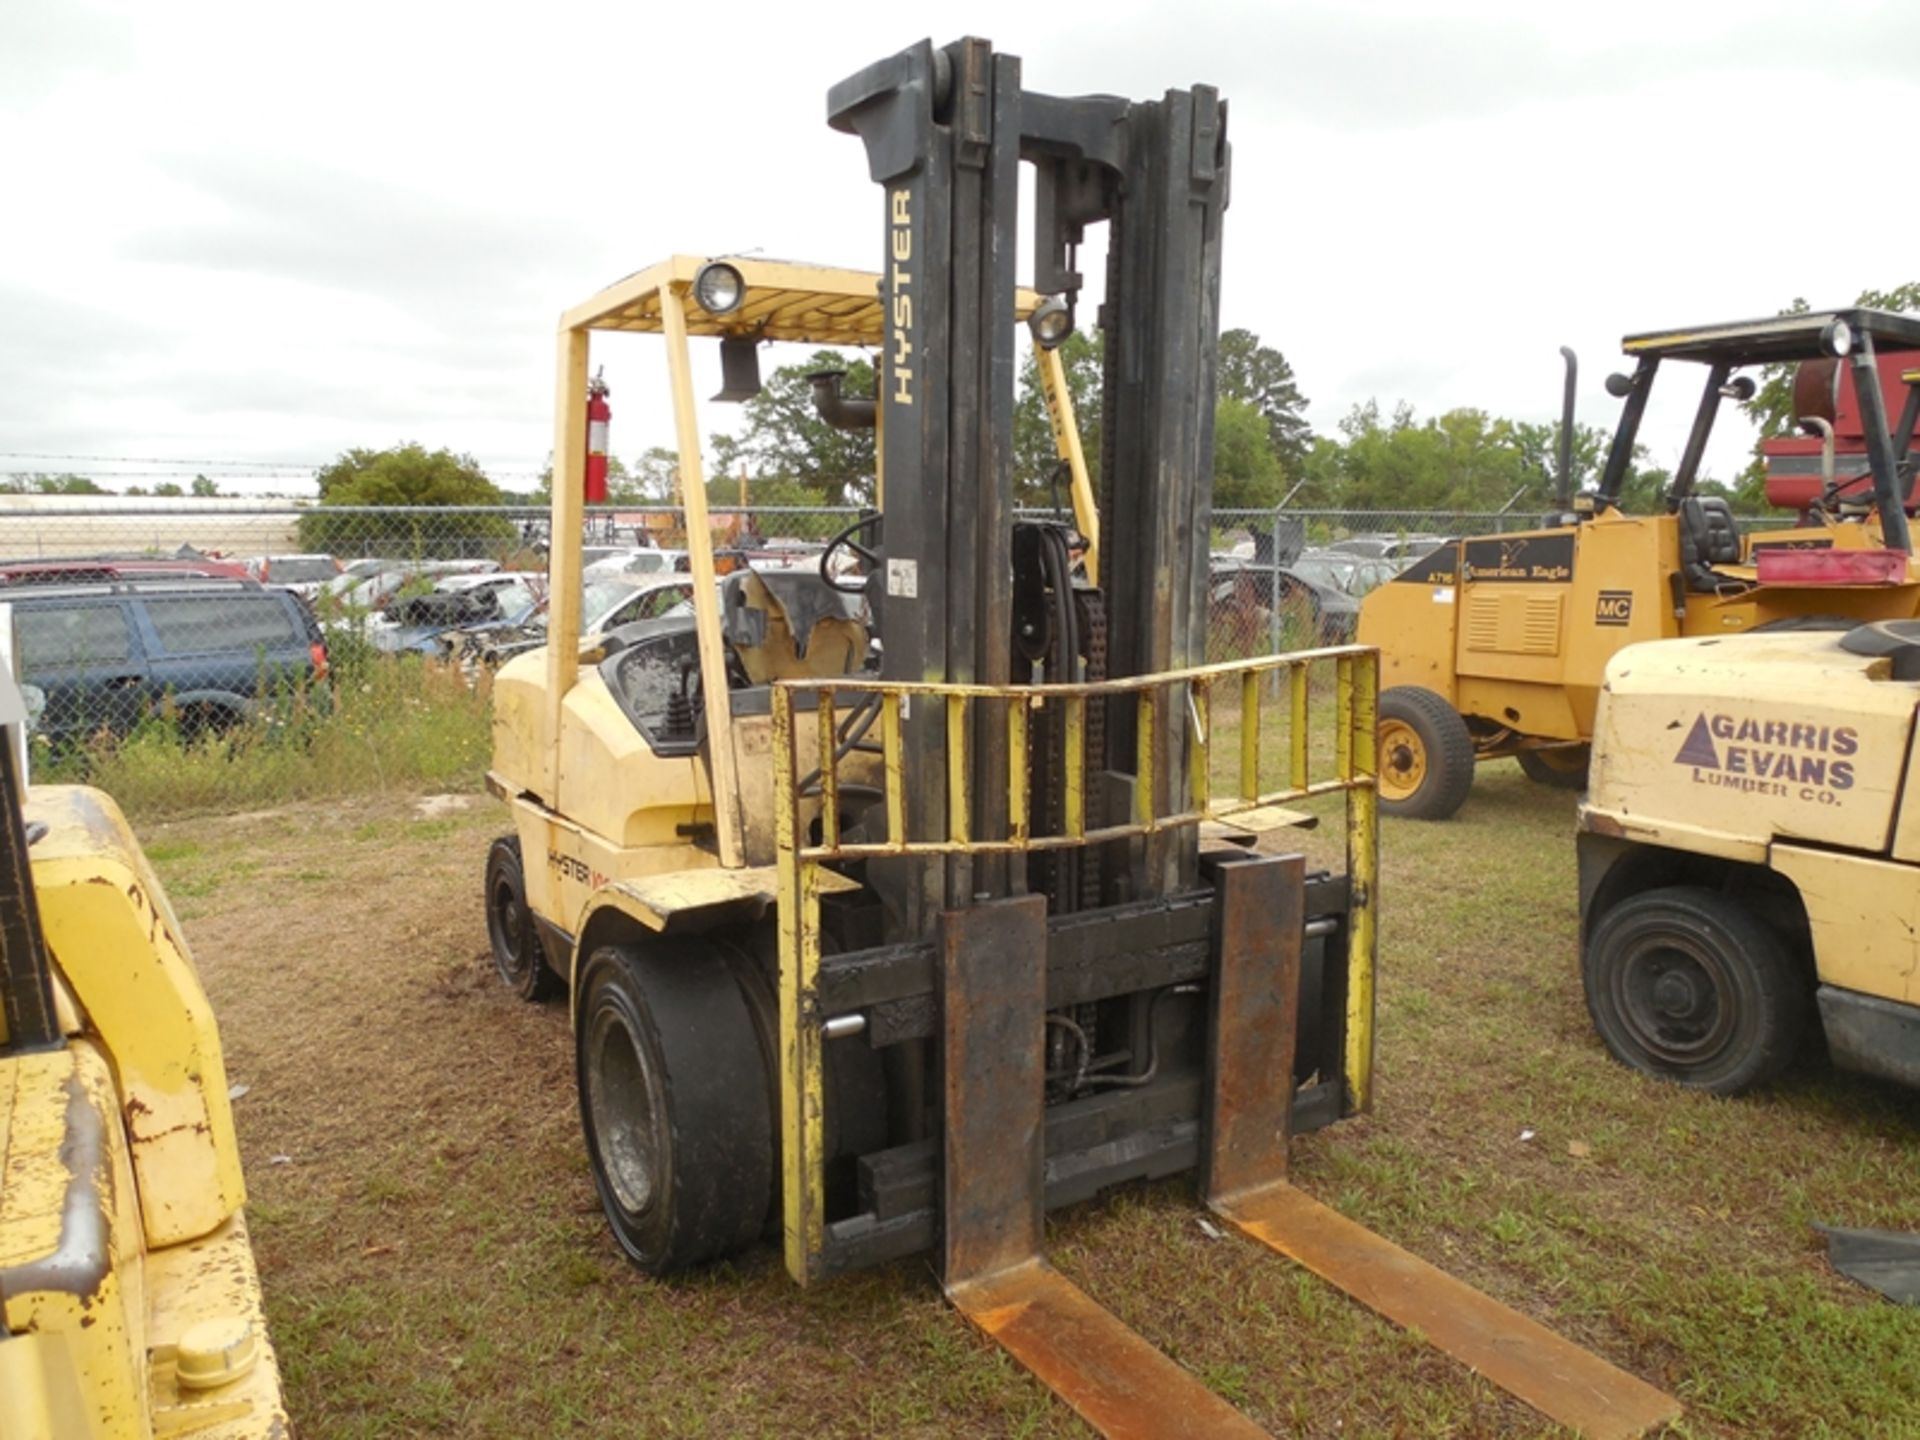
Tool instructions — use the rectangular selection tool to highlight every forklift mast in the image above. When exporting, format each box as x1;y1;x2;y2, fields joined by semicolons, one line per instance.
829;37;1227;931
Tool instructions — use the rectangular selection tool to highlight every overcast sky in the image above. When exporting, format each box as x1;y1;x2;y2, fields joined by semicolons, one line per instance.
2;0;1915;498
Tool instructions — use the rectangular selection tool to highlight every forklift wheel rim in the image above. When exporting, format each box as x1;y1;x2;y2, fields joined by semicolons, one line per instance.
1612;937;1736;1066
585;1006;663;1218
1378;718;1427;800
488;874;528;980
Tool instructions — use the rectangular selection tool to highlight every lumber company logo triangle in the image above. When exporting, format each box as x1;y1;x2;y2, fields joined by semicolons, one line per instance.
1674;714;1720;769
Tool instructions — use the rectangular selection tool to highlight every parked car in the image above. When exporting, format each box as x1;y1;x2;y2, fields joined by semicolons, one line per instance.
367;573;546;654
246;553;343;598
444;575;696;670
318;560;499;620
1286;549;1402;599
1;578;328;741
0;556;252;587
1208;556;1359;644
583;548;688;581
1326;533;1446;562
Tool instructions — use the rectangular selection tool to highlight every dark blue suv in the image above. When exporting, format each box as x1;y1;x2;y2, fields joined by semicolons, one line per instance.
4;579;329;741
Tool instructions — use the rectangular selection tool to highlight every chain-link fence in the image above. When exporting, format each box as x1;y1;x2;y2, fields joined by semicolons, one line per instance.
0;500;1563;748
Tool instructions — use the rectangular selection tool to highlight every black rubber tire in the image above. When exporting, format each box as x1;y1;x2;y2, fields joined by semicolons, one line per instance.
1583;886;1807;1096
575;941;774;1273
484;836;561;1002
1377;686;1475;820
1517;745;1590;790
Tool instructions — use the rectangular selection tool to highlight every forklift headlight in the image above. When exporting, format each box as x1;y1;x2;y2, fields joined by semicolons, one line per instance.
1028;295;1074;351
1821;317;1853;358
693;261;746;316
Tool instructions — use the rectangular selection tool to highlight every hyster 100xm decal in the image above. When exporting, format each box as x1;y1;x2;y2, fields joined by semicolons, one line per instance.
1673;713;1857;803
548;849;609;889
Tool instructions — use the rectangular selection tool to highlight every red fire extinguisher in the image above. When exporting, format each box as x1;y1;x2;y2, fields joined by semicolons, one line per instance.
584;369;611;504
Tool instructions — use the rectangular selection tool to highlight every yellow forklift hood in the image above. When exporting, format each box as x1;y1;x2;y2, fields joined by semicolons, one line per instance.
1586;631;1918;859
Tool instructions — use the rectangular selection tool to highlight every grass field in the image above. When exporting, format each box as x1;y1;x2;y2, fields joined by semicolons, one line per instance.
147;764;1920;1438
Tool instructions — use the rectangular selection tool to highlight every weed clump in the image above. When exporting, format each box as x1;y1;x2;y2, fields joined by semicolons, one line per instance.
38;648;492;820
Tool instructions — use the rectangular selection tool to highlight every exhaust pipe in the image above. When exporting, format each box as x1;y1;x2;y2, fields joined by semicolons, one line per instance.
1798;415;1837;499
1556;346;1578;509
808;370;877;431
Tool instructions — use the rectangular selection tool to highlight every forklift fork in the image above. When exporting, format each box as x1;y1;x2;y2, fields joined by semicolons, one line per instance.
940;857;1680;1439
941;892;1268;1439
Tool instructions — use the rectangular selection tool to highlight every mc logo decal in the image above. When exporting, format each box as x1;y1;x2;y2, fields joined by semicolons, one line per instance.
1595;590;1633;626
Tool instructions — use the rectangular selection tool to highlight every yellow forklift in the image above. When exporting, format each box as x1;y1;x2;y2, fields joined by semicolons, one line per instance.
1359;310;1920;818
483;36;1678;1437
1580;609;1920;1096
0;659;287;1438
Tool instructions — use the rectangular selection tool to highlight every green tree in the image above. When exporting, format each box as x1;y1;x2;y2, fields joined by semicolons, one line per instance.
532;453;647;505
152;482;184;497
299;443;512;558
190;474;219;497
1218;329;1311;471
1012;331;1104;506
627;446;681;503
1308;402;1537;513
717;350;876;506
1211;398;1285;510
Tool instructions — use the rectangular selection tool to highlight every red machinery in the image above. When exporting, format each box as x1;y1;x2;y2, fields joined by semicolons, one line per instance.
1764;349;1920;512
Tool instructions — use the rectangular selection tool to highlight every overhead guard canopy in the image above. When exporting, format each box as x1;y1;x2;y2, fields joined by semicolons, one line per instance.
562;255;1039;345
1621;308;1920;366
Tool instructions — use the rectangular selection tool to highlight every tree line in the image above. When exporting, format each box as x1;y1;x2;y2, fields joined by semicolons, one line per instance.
30;281;1918;524
0;473;223;496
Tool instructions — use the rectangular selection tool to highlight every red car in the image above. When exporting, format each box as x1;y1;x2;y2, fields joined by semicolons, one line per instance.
0;557;253;587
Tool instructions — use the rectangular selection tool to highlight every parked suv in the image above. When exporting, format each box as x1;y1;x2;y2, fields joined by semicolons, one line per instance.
1;579;329;741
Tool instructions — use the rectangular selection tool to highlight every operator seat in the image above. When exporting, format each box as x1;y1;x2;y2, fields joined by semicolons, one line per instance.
721;568;868;683
1679;495;1745;593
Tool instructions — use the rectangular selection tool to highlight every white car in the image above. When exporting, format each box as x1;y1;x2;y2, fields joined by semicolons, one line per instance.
247;553;342;598
584;548;686;582
582;575;696;634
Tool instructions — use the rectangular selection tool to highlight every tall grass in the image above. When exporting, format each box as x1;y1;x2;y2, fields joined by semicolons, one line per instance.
38;643;492;820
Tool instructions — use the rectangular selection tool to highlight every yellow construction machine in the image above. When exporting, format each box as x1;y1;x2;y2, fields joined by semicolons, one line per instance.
483;36;1679;1437
0;659;287;1439
1359;309;1920;818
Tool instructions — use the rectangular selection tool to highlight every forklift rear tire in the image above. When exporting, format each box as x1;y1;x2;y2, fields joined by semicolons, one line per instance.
1377;687;1475;820
1517;746;1590;790
485;836;561;1001
576;941;774;1273
1583;887;1807;1096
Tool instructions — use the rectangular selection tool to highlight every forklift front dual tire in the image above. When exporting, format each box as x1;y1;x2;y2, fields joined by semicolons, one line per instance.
1583;887;1807;1096
576;942;774;1273
1377;687;1475;820
485;836;562;1001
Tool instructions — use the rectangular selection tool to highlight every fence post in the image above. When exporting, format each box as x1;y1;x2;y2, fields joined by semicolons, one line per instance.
1269;507;1284;690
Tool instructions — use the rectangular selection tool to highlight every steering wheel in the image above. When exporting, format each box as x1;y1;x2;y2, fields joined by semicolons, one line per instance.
821;512;883;595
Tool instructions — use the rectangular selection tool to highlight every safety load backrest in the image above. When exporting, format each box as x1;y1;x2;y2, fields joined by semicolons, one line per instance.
1679;496;1743;592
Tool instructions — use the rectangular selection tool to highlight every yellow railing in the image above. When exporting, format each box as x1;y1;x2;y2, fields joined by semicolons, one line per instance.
770;645;1379;1283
